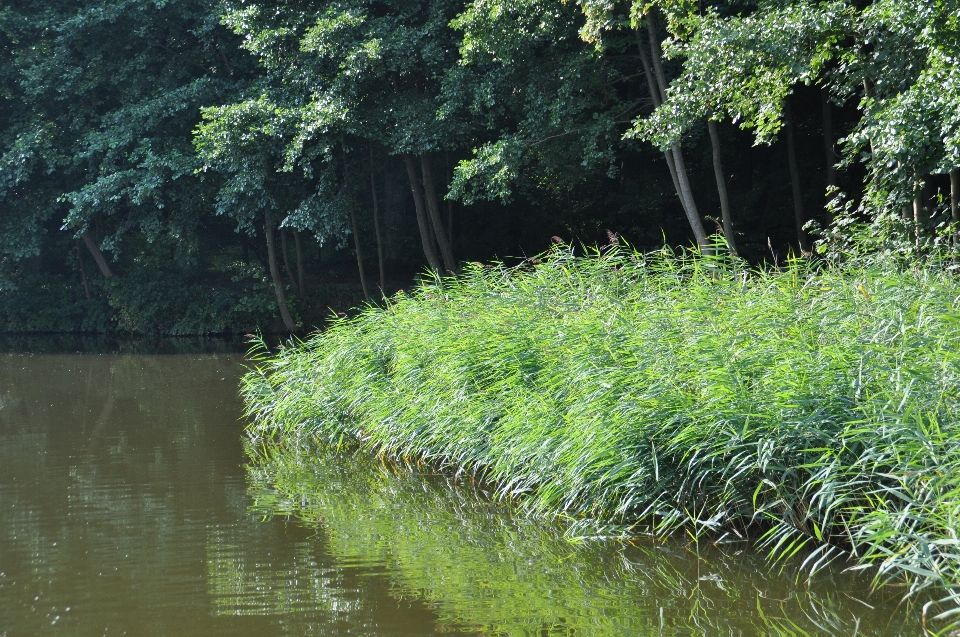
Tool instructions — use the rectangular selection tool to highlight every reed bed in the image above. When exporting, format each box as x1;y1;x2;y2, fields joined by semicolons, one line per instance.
242;244;960;626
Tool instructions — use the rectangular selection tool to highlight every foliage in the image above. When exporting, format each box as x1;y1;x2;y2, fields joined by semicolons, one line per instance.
630;2;851;146
0;263;113;333
625;0;960;220
243;243;960;625
447;0;631;205
3;0;960;332
0;0;247;255
195;0;467;241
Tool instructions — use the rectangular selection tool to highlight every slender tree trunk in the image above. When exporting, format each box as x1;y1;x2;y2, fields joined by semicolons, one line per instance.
428;212;443;264
264;209;298;332
708;120;737;255
445;150;454;248
646;13;671;99
862;79;877;157
902;202;914;222
636;35;685;202
913;191;925;224
672;144;709;247
403;154;442;272
369;147;386;291
898;163;913;222
821;87;837;223
293;229;305;297
638;22;685;204
420;153;456;273
640;17;708;249
951;169;959;246
913;179;929;240
81;231;114;278
76;241;91;300
280;228;297;294
784;96;810;252
662;149;683;206
384;167;395;261
350;209;370;300
252;229;269;271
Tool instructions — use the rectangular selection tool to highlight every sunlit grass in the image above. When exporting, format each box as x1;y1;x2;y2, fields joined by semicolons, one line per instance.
242;243;960;629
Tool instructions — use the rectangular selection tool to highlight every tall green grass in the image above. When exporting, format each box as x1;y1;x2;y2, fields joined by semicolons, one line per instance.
242;244;960;627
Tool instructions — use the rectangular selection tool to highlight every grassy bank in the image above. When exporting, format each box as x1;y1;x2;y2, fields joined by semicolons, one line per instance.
242;244;960;624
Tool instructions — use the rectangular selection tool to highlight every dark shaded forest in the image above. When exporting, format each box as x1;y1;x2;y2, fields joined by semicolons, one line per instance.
1;0;957;333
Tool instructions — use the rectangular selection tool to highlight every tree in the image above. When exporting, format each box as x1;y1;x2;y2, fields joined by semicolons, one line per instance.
448;0;643;221
1;0;248;267
199;0;469;275
624;0;960;247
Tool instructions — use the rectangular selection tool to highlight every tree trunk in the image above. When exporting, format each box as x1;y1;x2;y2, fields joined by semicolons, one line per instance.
821;87;837;223
280;228;297;294
420;153;456;273
862;80;875;157
264;209;298;332
902;203;914;222
951;169;959;246
428;206;443;263
662;149;683;208
350;209;371;300
784;96;810;252
384;167;396;261
671;144;709;248
403;154;442;272
645;13;671;100
708;120;737;255
369;147;386;291
899;166;913;222
81;231;114;278
293;229;305;297
636;32;684;200
252;229;269;271
639;18;708;249
76;241;91;300
913;179;929;241
913;191;926;224
445;150;454;248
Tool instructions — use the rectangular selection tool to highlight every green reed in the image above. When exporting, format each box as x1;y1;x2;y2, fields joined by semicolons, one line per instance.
242;244;960;629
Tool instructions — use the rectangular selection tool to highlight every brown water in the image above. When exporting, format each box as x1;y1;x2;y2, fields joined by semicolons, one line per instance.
0;342;928;636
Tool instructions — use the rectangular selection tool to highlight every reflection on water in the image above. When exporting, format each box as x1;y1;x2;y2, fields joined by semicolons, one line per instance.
0;347;438;636
246;442;926;636
0;343;926;636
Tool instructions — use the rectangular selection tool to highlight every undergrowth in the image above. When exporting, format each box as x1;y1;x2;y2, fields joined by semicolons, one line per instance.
242;242;960;630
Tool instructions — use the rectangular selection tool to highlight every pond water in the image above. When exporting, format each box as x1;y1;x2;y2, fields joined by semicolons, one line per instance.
0;341;927;635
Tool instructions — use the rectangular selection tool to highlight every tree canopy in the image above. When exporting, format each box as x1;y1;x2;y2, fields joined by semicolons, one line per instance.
1;0;957;333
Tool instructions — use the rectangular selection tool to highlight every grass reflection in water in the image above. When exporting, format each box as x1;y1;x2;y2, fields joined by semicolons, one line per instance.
244;439;921;636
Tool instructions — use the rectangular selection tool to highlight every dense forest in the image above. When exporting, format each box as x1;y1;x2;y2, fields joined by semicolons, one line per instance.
1;0;958;333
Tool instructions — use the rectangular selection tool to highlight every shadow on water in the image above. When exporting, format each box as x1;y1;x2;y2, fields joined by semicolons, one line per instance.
0;334;250;355
245;440;927;636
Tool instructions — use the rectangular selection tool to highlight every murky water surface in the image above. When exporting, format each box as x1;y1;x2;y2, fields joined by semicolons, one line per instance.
0;339;926;635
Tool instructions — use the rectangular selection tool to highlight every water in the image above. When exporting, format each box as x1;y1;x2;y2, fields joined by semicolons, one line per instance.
0;342;928;635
